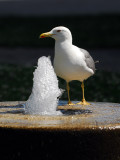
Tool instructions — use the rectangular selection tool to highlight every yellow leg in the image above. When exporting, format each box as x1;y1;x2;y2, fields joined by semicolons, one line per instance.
77;81;90;105
66;82;75;105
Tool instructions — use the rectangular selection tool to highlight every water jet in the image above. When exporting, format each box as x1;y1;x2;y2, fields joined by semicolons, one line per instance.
25;56;62;115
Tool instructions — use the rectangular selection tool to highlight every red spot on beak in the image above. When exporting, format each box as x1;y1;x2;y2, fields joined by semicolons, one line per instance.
41;36;45;38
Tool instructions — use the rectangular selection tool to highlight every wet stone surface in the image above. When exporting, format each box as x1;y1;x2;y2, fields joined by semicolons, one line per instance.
0;101;120;130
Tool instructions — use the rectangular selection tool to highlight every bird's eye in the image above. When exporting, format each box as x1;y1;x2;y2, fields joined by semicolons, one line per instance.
57;30;61;32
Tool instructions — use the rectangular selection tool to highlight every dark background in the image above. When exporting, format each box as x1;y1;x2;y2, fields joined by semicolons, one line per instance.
0;2;120;160
0;0;120;103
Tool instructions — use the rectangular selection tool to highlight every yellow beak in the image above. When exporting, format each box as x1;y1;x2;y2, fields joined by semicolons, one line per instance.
40;32;53;38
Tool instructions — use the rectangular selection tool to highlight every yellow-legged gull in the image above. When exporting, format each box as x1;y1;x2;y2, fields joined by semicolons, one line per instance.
40;26;95;105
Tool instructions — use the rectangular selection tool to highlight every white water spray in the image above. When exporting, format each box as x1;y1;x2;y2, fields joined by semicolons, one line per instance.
25;56;62;115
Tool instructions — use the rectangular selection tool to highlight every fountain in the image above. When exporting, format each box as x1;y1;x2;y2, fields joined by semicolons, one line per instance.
25;56;62;115
1;56;120;159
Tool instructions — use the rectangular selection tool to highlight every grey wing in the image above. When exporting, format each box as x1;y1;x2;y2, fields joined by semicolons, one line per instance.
80;48;95;73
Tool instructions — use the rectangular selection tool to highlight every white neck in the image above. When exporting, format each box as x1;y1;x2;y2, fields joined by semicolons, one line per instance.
55;39;72;52
55;37;72;45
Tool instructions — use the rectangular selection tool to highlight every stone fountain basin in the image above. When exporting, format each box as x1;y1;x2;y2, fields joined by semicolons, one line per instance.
1;101;120;160
0;101;120;131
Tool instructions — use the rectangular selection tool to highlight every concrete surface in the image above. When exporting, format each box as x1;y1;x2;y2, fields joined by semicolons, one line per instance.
0;101;120;130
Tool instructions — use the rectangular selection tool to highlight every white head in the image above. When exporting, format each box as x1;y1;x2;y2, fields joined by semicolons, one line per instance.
40;26;72;43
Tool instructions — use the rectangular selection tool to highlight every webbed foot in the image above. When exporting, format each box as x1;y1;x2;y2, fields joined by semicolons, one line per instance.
76;99;90;105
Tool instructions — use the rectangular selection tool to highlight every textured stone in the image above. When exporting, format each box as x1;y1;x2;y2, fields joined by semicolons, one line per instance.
0;101;120;131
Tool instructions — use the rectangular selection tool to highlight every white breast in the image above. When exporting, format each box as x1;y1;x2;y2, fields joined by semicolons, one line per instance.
54;42;93;82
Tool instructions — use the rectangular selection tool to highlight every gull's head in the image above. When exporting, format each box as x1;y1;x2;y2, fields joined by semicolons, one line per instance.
40;26;72;42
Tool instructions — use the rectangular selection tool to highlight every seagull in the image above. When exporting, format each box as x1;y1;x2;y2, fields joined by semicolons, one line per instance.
40;26;95;105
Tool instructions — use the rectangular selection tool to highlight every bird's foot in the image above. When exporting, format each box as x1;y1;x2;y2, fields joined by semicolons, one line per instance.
76;99;91;105
67;101;75;106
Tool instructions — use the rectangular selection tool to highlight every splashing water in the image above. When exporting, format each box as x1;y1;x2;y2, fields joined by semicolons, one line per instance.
25;56;62;115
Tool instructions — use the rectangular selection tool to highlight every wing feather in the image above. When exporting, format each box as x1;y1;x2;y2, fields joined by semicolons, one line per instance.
80;48;95;72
